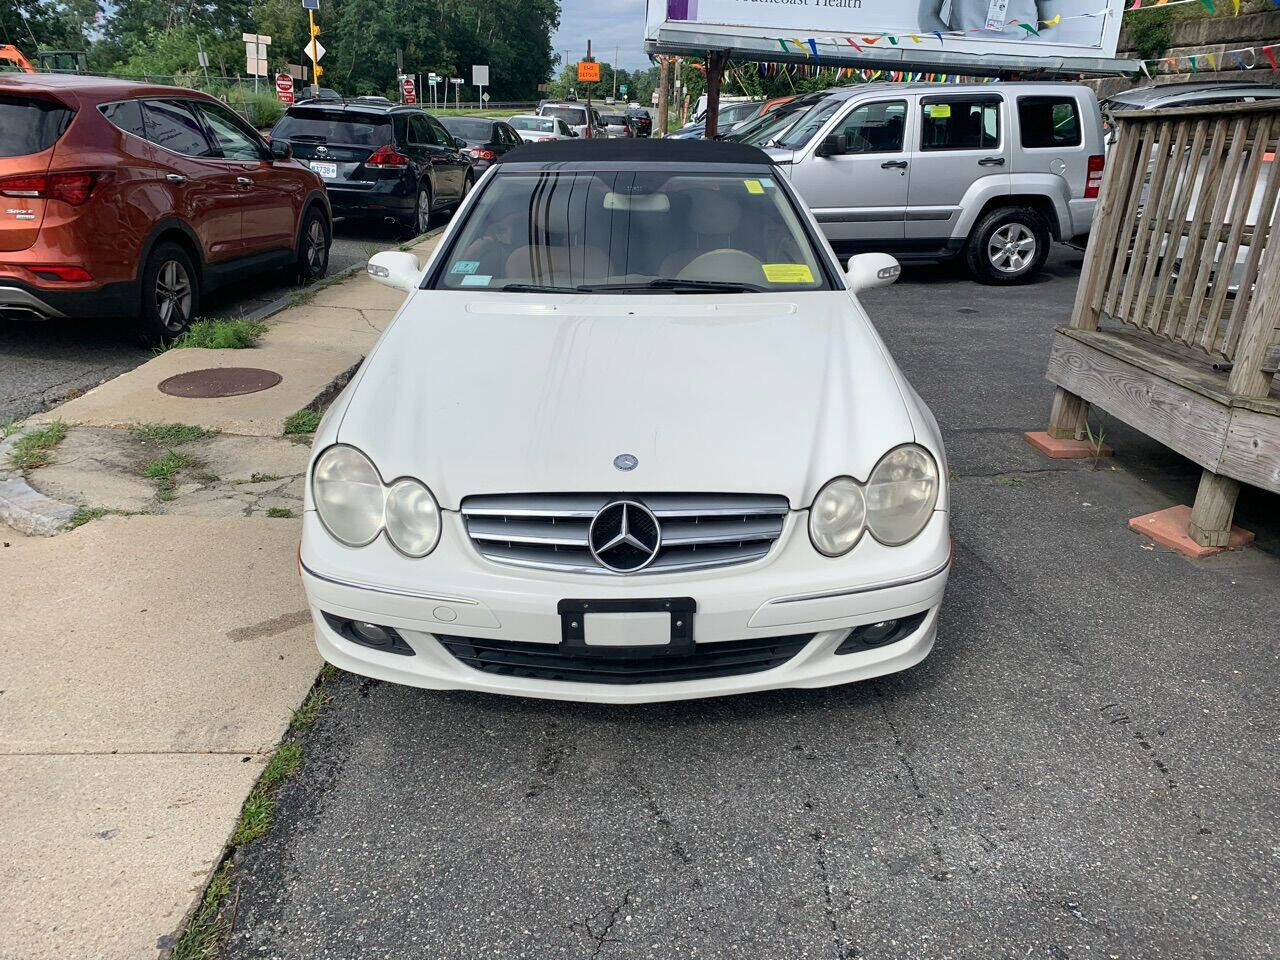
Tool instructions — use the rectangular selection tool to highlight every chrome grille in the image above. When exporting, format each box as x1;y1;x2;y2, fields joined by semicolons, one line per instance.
460;493;790;575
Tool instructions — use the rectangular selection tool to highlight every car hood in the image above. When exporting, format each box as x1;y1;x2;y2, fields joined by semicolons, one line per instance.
337;291;916;510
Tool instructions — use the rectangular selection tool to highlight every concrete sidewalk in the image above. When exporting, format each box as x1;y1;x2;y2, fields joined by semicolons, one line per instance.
0;235;439;959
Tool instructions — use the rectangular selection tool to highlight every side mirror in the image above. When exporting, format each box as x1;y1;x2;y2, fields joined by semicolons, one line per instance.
846;253;901;293
367;251;422;293
270;139;292;160
815;133;847;158
454;136;467;149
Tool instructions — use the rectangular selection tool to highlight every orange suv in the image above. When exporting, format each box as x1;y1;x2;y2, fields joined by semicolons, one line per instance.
0;74;331;340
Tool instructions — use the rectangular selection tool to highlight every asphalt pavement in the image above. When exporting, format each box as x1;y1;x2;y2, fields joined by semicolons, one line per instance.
0;218;417;424
220;247;1280;959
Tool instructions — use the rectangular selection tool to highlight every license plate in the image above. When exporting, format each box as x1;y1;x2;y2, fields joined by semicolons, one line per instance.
308;161;338;179
583;612;670;647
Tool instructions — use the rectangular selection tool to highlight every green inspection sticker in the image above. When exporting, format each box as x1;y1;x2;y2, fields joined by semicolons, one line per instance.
460;274;492;287
450;260;480;275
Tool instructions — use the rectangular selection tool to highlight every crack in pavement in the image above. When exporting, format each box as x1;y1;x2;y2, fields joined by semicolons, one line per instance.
569;889;633;959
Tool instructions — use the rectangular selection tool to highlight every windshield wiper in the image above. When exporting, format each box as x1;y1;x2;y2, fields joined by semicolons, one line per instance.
580;278;766;293
501;283;580;294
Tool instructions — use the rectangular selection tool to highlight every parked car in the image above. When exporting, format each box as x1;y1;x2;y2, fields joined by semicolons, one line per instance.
600;112;634;138
0;73;330;340
1101;80;1280;150
762;82;1106;284
668;99;765;139
439;115;523;170
269;99;473;237
731;92;831;147
625;107;652;137
508;114;576;142
538;101;608;139
302;139;949;703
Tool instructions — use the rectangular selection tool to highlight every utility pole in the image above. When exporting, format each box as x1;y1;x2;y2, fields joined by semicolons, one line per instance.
612;44;618;100
656;56;670;138
585;39;592;139
703;51;727;139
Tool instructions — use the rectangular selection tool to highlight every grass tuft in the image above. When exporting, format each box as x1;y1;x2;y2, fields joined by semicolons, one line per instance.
67;506;124;528
288;684;330;734
169;318;265;350
282;409;322;435
265;507;294;519
246;472;282;484
144;450;195;500
170;861;234;960
231;741;303;847
0;419;19;440
8;422;68;471
130;422;216;446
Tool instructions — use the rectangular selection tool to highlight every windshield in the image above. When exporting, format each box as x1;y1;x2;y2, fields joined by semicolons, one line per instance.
729;106;802;144
441;117;493;140
272;110;391;146
433;170;830;294
543;106;586;126
512;116;555;133
761;99;842;149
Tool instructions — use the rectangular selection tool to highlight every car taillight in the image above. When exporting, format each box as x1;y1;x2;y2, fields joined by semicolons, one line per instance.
1085;154;1105;199
365;146;410;169
0;171;110;206
466;147;496;161
30;264;93;282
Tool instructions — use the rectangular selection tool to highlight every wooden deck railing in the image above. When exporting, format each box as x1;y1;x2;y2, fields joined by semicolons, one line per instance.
1046;99;1280;547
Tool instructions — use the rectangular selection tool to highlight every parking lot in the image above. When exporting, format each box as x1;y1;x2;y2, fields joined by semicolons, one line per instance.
216;248;1280;959
0;218;419;424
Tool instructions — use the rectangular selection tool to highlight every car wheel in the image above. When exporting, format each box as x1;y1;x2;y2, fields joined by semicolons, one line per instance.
296;206;330;282
408;184;432;238
138;242;199;343
965;207;1050;285
458;172;474;206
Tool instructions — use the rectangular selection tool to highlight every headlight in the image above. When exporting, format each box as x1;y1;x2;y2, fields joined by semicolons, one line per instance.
384;478;441;557
808;477;866;557
312;445;385;547
865;445;939;546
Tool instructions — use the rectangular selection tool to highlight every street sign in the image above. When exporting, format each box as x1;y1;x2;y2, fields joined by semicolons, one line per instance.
401;75;416;104
242;33;271;77
276;73;295;105
472;65;489;86
305;39;325;62
481;92;489;103
577;61;600;83
619;84;628;95
428;73;439;83
301;0;319;9
198;51;209;68
449;77;462;85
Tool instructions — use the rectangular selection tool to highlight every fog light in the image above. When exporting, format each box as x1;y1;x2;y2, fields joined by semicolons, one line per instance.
322;613;415;656
835;611;929;655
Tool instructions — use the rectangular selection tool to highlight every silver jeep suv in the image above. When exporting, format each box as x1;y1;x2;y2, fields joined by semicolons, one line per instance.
759;82;1106;284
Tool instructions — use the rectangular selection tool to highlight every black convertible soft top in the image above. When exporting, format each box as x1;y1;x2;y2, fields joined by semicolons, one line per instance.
497;138;773;166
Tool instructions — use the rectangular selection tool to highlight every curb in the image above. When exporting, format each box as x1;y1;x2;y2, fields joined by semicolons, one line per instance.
0;226;445;538
0;430;79;536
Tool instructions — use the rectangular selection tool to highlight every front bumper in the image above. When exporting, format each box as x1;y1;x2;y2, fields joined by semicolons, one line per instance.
300;510;950;704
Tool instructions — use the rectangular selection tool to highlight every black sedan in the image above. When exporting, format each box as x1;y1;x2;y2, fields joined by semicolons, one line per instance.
439;116;523;171
269;100;473;236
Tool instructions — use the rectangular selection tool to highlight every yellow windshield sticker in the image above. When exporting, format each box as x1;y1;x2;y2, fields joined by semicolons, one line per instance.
743;179;765;194
926;103;952;119
762;263;815;284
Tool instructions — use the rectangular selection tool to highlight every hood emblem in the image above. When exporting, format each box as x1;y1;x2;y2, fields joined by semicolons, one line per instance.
588;501;661;573
613;453;638;472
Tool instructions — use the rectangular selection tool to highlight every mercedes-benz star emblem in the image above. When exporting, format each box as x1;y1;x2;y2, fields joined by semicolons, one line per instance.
613;453;639;472
588;500;661;573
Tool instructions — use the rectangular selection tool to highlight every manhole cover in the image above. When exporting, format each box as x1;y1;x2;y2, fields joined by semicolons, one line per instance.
158;367;283;398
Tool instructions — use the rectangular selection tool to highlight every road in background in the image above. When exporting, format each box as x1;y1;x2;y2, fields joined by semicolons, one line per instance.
0;220;422;425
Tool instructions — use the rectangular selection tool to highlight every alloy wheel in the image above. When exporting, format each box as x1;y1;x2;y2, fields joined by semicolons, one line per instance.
988;223;1037;275
154;260;193;332
417;189;431;233
306;218;326;272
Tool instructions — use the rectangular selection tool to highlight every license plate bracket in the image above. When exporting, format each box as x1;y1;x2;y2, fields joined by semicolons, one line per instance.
558;597;695;657
308;160;338;179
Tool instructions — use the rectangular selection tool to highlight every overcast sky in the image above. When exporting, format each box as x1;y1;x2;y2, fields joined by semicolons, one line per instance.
552;0;651;72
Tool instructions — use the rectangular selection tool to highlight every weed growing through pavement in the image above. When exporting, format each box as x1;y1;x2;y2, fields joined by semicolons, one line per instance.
0;419;19;440
288;682;330;734
66;506;137;528
144;450;195;500
999;475;1027;487
130;422;216;446
265;507;294;518
170;860;233;960
1085;420;1108;472
245;472;282;484
7;422;67;471
232;741;303;847
167;318;265;350
283;409;322;435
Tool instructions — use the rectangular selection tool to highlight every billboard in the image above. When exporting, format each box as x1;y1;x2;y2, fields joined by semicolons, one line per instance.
646;0;1130;70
